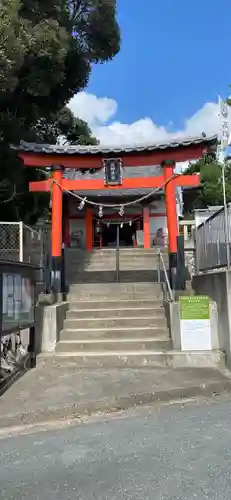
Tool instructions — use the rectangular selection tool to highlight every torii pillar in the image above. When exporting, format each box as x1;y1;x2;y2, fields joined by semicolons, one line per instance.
163;160;179;277
51;165;63;296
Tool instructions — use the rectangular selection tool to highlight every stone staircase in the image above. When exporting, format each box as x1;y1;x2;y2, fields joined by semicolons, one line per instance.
65;248;169;284
54;249;223;368
56;281;174;366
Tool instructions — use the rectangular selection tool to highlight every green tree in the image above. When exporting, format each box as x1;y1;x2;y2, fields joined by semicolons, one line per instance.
183;154;231;215
0;106;98;223
0;0;119;137
25;106;98;146
0;0;119;222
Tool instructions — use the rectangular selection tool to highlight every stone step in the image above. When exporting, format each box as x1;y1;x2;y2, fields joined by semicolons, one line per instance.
54;350;168;366
46;350;225;369
56;338;172;353
68;283;164;301
65;260;167;267
66;307;165;319
65;260;165;267
68;282;163;293
68;292;164;301
66;268;163;277
65;249;166;257
66;256;168;264
60;326;169;340
66;265;166;273
66;250;167;257
63;316;167;330
67;271;161;283
68;264;166;272
67;299;163;309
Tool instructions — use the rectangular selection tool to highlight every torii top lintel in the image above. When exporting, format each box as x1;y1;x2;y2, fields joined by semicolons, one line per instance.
15;134;218;169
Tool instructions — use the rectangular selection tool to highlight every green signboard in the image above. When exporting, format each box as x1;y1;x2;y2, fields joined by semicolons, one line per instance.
179;296;210;321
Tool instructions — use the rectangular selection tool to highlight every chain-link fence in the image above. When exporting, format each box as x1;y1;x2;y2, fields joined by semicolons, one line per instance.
0;222;52;289
0;223;21;262
0;222;45;265
195;205;231;272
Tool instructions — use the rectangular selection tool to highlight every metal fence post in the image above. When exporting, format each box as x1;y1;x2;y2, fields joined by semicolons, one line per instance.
195;227;200;273
176;235;186;290
222;164;230;269
157;251;161;283
224;204;230;269
217;236;221;266
116;224;120;283
19;222;24;262
0;269;3;372
28;325;36;368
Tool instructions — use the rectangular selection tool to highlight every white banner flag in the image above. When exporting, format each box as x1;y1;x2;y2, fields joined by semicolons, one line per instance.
219;96;230;151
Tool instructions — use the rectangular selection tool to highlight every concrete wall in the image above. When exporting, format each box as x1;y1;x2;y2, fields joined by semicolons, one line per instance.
35;302;68;354
192;270;231;364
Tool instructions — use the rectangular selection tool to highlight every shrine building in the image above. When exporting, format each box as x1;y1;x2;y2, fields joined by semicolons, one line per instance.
16;134;218;291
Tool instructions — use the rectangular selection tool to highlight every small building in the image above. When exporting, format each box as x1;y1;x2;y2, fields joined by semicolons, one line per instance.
65;164;180;249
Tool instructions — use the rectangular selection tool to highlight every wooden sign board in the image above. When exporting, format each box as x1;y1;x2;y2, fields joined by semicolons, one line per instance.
103;158;122;186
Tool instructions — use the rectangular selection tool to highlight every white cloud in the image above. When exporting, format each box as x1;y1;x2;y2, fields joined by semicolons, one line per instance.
68;92;231;165
68;92;117;127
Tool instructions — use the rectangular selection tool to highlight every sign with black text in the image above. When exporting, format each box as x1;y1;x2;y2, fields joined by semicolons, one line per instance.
103;158;122;186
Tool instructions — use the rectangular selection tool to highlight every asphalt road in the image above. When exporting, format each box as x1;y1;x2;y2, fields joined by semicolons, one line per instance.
1;397;231;499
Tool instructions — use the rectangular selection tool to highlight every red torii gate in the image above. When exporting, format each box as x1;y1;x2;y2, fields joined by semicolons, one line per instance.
15;134;217;293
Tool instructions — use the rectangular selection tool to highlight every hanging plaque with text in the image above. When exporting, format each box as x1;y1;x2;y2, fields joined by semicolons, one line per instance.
103;158;122;186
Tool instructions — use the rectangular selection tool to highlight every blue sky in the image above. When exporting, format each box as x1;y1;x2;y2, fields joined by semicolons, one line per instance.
69;0;231;146
87;0;230;128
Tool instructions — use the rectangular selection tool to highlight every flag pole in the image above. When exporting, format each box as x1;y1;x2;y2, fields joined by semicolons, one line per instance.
218;95;230;269
222;160;230;269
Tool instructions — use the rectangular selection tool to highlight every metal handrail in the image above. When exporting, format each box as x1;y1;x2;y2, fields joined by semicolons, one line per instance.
157;250;173;302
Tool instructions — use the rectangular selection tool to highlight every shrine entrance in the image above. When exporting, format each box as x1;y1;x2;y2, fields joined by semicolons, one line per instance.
93;219;137;248
15;134;218;294
101;221;136;247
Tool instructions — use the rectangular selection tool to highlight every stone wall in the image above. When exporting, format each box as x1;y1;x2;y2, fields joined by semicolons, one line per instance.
192;270;231;365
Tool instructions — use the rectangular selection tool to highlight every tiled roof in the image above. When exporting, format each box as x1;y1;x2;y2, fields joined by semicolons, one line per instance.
14;134;218;155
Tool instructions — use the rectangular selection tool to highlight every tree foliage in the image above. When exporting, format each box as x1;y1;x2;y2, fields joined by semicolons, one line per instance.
183;154;231;214
25;106;98;146
0;105;98;223
0;0;120;222
0;0;120;136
